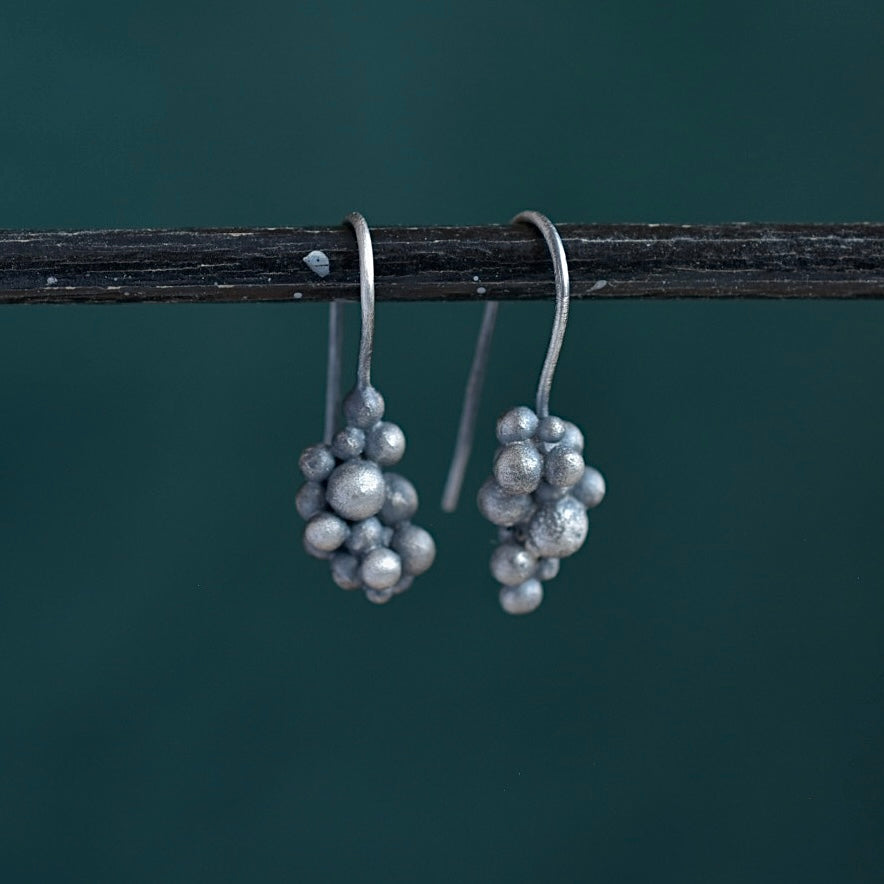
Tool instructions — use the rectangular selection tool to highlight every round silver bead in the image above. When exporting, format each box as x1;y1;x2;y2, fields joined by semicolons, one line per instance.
326;459;386;521
544;446;585;488
496;406;539;444
299;443;335;482
330;552;362;590
364;421;406;466
343;385;385;429
360;547;402;590
346;516;384;554
304;511;349;552
365;588;394;605
303;536;333;560
493;441;544;494
391;574;414;595
295;481;326;520
558;421;585;453
534;481;569;502
490;542;537;586
537;415;566;443
571;465;606;509
477;478;535;527
499;578;544;615
331;426;365;460
380;473;419;523
525;496;588;558
392;524;436;576
536;557;560;580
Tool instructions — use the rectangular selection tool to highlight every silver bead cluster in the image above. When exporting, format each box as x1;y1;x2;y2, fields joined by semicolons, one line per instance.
297;385;436;605
477;406;605;615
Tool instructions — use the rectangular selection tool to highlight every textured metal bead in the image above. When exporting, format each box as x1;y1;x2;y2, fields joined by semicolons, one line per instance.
392;524;436;576
525;496;588;558
537;415;566;443
360;547;402;590
496;406;539;444
536;557;560;580
345;516;384;554
477;478;535;527
544;446;585;488
493;441;544;494
364;421;406;466
299;444;335;482
331;426;366;460
571;465;606;509
559;421;585;453
380;472;419;523
304;511;349;552
330;552;362;590
303;536;333;560
499;578;544;615
343;385;385;429
295;481;326;520
490;542;538;586
326;459;386;521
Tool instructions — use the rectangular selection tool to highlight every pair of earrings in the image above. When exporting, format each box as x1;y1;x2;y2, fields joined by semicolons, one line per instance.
296;211;605;614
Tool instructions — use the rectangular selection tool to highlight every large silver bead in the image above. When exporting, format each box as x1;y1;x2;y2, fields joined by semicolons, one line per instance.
330;552;362;590
477;478;535;527
326;459;385;521
490;542;538;586
544;446;585;488
380;473;419;523
558;421;585;453
331;426;366;460
499;578;544;615
496;406;539;444
364;421;406;466
299;444;335;482
525;496;588;558
343;385;385;429
493;441;543;494
360;547;402;590
304;511;349;552
571;465;606;509
295;481;326;520
346;516;384;554
392;524;436;576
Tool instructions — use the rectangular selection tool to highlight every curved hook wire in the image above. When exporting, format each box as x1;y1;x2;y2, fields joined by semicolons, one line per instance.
441;211;571;512
323;212;377;442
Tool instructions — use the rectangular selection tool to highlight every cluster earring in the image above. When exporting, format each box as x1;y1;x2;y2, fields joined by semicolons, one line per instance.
296;212;436;604
443;211;605;615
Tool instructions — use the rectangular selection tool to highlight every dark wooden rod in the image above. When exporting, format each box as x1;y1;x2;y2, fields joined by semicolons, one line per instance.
1;223;881;304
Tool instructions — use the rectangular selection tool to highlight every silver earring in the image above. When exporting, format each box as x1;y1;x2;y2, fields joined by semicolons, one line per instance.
296;212;436;604
443;210;605;615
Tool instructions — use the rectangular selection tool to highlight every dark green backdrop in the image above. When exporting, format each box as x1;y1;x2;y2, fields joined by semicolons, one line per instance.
2;2;882;882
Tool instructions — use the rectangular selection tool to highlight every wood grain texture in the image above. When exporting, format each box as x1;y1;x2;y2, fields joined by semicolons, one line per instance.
1;223;882;304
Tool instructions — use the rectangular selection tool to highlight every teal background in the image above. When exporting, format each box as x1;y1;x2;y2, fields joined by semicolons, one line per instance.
1;1;883;881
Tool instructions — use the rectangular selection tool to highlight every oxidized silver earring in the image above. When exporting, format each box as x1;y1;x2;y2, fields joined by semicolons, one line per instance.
442;211;605;615
296;212;436;604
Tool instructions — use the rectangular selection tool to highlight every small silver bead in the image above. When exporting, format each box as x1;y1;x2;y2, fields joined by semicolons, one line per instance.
525;496;588;558
326;459;386;521
346;516;384;554
490;542;537;586
493;441;543;494
343;385;385;429
536;557;560;580
382;526;394;546
572;465;606;509
534;481;569;502
330;552;362;590
559;421;585;453
544;446;585;488
365;588;394;605
537;415;566;443
360;547;402;590
496;406;539;444
364;421;406;466
497;526;515;544
331;426;365;460
392;524;436;576
477;478;535;527
295;481;326;520
380;473;419;524
499;578;544;615
304;511;349;552
391;574;414;595
299;443;335;482
303;536;333;560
